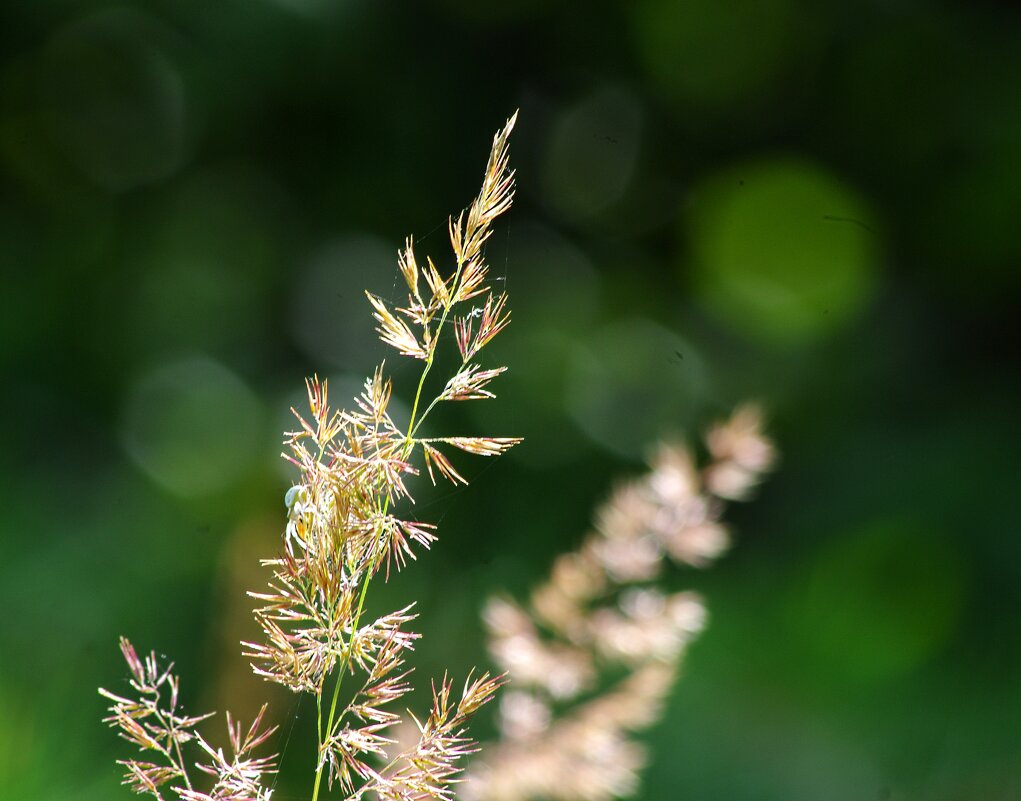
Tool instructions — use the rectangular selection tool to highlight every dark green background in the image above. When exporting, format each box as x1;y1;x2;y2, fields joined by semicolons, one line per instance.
2;2;1019;800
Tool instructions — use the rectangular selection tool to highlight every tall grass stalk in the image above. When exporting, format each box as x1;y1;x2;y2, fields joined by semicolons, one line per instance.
101;113;521;801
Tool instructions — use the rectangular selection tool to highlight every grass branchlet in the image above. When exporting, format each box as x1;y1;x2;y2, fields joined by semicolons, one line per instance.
99;638;277;801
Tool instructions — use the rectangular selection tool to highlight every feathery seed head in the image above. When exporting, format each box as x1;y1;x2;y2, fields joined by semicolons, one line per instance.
101;114;521;801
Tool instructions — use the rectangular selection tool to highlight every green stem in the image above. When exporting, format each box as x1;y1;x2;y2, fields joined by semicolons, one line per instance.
409;359;464;440
406;355;433;439
309;502;395;801
310;258;465;801
407;278;467;441
311;750;325;801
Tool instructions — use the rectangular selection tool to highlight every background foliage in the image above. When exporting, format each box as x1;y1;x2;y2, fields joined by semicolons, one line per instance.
1;2;1019;800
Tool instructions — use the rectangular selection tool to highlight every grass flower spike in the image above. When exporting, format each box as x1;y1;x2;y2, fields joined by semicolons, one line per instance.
101;113;521;801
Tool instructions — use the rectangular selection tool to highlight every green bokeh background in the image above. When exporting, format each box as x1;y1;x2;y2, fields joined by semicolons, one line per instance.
2;2;1019;800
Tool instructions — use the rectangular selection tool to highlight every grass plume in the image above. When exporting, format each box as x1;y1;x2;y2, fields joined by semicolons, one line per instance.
101;113;521;801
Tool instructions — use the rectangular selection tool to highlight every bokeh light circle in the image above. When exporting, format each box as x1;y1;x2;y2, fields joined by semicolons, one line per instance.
290;235;395;372
687;157;878;345
120;357;264;498
794;519;966;681
38;9;188;191
543;85;643;221
127;169;281;355
633;0;802;113
567;317;707;459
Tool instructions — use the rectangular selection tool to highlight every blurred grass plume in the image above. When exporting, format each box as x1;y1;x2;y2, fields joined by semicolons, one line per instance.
463;406;775;801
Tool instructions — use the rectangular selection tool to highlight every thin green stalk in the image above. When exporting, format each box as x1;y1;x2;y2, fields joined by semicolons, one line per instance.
311;553;374;801
406;267;463;441
409;354;467;439
310;279;462;801
311;744;326;801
